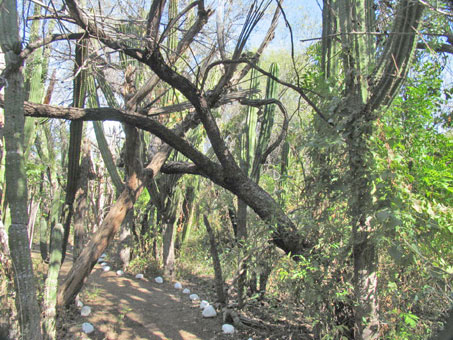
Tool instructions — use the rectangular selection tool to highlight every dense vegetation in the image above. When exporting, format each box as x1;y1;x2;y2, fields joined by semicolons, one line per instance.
0;0;452;339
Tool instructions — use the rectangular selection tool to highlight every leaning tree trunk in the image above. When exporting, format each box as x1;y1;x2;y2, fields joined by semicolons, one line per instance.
56;132;172;307
0;1;43;338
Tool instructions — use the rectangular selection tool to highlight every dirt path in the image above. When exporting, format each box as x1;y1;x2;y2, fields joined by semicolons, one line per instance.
58;259;224;340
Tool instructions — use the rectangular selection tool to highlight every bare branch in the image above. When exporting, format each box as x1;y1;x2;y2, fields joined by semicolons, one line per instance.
158;1;200;46
0;33;84;92
417;42;453;54
64;0;148;61
232;0;283;84
125;3;211;110
146;0;167;48
160;161;204;175
216;0;227;60
203;58;329;125
144;88;258;116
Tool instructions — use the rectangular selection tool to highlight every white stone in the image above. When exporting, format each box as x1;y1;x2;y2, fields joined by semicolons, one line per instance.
222;324;235;334
76;300;84;308
103;266;111;272
116;270;124;276
200;300;209;309
189;294;199;301
202;305;217;318
135;273;144;279
80;306;91;317
154;276;163;283
174;282;182;289
82;322;94;334
101;253;107;258
100;262;108;267
182;288;190;294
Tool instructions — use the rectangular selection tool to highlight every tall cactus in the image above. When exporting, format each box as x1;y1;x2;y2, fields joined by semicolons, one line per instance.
87;73;124;193
241;67;259;174
168;0;179;53
278;140;290;205
0;1;43;338
23;4;44;158
236;62;280;305
60;37;87;263
251;62;279;181
43;223;63;339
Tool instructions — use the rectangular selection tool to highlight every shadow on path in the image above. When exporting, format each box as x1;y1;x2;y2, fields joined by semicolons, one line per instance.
58;254;221;340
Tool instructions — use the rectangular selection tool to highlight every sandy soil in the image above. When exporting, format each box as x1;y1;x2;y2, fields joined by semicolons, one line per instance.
57;258;228;340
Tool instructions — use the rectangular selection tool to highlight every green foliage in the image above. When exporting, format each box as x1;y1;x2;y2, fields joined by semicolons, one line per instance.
128;254;161;276
372;61;453;337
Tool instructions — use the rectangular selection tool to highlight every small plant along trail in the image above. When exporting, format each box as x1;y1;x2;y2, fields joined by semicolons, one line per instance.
58;260;221;340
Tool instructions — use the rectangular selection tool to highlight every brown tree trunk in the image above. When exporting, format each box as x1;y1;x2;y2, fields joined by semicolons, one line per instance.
203;215;226;304
236;199;247;308
162;219;176;279
73;139;94;261
57;142;172;307
347;129;379;340
118;210;133;270
57;187;136;306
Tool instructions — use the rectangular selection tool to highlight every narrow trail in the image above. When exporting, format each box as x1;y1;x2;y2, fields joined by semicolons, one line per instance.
58;257;224;340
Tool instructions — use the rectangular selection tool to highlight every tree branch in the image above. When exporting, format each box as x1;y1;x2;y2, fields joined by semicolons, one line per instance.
160;161;204;176
238;97;288;165
0;32;84;92
417;42;453;54
144;88;258;116
146;0;167;48
203;58;329;124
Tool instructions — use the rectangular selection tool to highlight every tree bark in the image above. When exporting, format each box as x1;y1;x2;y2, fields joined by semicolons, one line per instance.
347;126;379;340
61;38;87;263
236;199;247;308
57;141;173;307
39;216;48;261
203;215;226;304
118;210;133;270
73;139;94;261
162;219;176;279
0;1;43;337
8;96;310;256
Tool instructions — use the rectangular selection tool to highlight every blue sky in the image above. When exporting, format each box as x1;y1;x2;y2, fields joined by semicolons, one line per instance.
247;0;323;52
